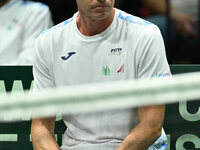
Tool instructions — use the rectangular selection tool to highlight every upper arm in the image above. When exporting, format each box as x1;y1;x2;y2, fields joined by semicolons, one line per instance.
137;26;170;79
136;27;168;129
33;36;55;90
31;117;56;135
138;105;165;125
31;117;59;150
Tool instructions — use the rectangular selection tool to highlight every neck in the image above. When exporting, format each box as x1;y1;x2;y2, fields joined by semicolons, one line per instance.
77;9;115;36
0;0;10;8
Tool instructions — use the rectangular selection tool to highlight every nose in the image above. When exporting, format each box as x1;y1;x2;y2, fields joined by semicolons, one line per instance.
98;0;106;2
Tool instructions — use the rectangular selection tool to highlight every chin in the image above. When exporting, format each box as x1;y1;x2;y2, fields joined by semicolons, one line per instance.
91;11;111;20
92;15;109;20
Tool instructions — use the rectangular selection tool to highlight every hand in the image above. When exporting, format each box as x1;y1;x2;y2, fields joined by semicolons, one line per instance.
171;11;197;37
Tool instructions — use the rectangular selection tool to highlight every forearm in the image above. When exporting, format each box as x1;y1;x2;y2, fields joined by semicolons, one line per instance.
117;120;162;150
117;105;165;150
31;118;60;150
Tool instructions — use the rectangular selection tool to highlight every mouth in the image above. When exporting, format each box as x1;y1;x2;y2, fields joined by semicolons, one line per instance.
92;5;109;11
92;3;109;9
95;6;107;8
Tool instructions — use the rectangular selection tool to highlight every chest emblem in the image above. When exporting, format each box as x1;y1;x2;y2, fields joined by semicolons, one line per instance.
61;52;76;61
103;66;110;76
110;48;122;56
117;65;125;73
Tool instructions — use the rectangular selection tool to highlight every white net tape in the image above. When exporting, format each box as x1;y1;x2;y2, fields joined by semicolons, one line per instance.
0;72;200;120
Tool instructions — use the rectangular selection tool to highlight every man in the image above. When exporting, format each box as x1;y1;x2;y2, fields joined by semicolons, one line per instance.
31;0;170;149
0;0;53;65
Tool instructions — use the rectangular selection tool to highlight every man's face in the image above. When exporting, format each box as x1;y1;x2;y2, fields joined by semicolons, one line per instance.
76;0;115;20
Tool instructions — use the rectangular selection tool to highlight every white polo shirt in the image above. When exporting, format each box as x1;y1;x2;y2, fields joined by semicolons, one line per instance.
34;9;170;150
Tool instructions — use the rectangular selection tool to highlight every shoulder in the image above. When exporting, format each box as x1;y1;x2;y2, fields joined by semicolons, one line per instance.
116;9;161;36
36;16;74;48
41;17;74;36
117;9;152;26
34;16;75;65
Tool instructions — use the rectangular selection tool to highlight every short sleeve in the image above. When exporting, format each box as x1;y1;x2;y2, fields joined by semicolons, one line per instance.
137;26;171;79
33;36;54;91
